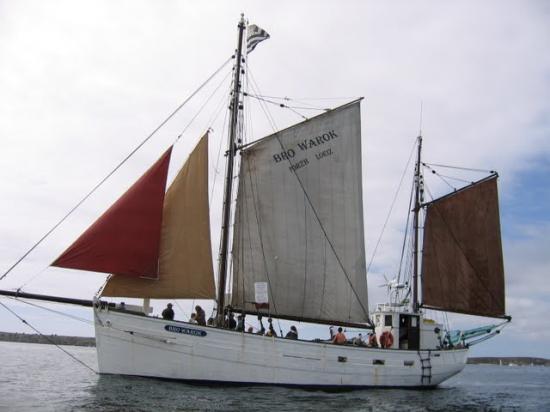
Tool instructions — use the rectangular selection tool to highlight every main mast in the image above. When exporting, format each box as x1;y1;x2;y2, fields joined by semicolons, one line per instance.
412;134;423;312
216;15;246;322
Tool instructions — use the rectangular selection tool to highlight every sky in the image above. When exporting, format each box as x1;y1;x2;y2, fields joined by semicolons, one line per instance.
0;0;549;358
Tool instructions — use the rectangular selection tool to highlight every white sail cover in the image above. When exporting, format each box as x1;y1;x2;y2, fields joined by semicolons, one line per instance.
231;101;369;325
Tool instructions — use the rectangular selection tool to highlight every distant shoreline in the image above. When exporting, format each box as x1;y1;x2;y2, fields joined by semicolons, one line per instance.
0;332;548;366
0;331;95;347
467;357;550;366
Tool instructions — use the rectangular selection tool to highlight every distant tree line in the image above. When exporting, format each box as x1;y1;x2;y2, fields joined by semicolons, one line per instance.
468;357;549;366
0;331;95;347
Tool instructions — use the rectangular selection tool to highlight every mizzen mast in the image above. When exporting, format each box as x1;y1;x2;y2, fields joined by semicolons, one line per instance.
216;15;246;322
412;133;423;312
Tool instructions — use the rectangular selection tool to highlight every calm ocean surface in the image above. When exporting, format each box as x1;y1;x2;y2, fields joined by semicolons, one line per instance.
1;341;549;411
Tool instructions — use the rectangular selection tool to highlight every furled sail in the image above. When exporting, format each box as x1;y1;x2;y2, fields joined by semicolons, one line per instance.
52;147;173;278
231;101;369;325
421;175;506;318
102;134;215;299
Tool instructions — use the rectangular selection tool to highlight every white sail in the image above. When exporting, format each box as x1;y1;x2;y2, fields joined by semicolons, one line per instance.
231;101;369;325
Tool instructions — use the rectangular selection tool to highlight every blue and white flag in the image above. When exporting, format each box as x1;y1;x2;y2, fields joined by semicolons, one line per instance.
247;24;270;54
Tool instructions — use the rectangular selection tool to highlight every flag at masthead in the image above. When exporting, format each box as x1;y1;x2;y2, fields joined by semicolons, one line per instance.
247;24;270;54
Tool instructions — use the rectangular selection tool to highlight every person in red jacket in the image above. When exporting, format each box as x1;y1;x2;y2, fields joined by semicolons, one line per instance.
332;327;347;345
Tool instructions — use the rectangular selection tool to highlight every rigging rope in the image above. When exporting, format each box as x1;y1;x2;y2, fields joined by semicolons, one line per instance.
247;70;279;132
243;92;313;120
395;168;416;299
429;168;456;191
423;162;495;174
366;138;418;274
1;56;232;283
424;163;475;187
174;70;232;144
4;296;93;325
250;94;358;102
15;265;50;293
0;299;97;374
244;92;329;112
435;173;472;185
210;91;231;204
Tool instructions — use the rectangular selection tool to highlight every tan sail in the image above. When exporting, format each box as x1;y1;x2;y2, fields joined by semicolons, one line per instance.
231;101;369;325
421;175;505;318
103;134;215;299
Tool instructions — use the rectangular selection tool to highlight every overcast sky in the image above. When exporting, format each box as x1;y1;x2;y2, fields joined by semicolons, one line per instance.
1;1;549;358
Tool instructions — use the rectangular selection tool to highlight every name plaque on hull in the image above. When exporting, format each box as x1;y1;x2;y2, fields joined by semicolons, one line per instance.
165;324;207;337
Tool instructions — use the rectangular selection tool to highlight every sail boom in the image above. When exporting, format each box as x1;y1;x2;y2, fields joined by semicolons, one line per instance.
0;289;111;308
237;309;373;329
420;304;511;321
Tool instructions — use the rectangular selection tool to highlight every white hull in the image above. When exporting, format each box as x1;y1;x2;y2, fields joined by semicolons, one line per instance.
94;307;467;388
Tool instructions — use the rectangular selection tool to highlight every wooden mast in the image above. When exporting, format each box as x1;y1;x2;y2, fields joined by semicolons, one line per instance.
412;133;422;312
216;15;245;322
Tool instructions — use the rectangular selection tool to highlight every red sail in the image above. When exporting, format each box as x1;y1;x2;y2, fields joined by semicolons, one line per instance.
52;147;173;277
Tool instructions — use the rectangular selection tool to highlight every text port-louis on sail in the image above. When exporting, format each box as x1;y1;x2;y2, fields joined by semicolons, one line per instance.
0;15;510;388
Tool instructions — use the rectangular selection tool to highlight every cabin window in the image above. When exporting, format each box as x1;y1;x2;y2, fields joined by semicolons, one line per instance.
411;317;418;327
373;359;385;365
384;315;392;327
404;360;414;367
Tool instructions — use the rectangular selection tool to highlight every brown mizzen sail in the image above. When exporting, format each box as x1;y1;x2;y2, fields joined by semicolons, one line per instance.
102;134;215;299
52;147;173;278
421;175;506;318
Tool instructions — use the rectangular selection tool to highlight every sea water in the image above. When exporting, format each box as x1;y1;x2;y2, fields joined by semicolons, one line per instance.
1;341;549;411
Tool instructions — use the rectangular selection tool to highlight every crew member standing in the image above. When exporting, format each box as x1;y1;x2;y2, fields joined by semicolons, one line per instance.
162;303;175;320
195;305;206;326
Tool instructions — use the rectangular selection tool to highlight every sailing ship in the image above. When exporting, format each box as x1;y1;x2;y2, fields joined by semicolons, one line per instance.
0;16;510;388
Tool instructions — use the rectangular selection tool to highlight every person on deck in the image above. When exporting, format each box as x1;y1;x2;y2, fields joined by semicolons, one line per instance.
189;313;197;324
162;303;174;320
285;325;298;340
352;333;365;346
367;332;377;347
195;305;206;326
256;315;266;335
236;314;245;332
332;327;347;345
265;317;277;337
227;312;237;329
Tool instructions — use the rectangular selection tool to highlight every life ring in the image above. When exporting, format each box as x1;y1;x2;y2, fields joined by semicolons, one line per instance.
380;331;394;348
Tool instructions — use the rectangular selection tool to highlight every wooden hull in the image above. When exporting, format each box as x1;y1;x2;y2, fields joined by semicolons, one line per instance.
94;307;467;388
